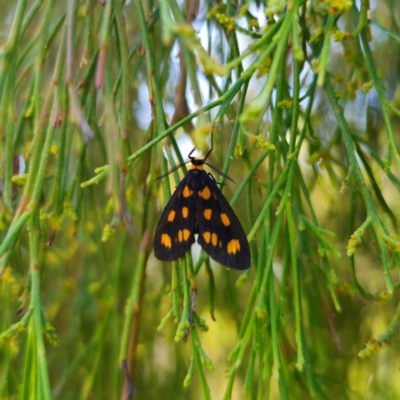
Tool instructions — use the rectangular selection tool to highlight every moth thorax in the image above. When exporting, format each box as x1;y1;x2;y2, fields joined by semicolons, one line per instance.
189;168;203;188
191;158;204;166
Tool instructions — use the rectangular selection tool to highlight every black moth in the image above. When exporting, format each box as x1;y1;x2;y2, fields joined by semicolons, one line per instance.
154;137;250;270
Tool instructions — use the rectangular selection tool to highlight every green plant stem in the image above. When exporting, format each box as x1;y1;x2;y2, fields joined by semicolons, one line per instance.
115;8;130;140
325;78;394;293
119;229;149;363
0;0;28;57
191;328;212;400
370;19;400;44
224;313;255;399
247;168;288;240
241;4;296;125
176;258;191;341
316;14;334;87
24;210;52;400
228;17;284;75
171;261;182;321
276;56;301;213
359;29;400;168
348;191;381;300
220;81;249;184
351;0;369;39
286;201;305;370
0;88;58;271
20;0;45;40
268;265;280;379
359;296;400;357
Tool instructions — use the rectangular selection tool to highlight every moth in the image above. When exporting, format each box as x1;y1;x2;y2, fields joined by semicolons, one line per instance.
154;136;250;270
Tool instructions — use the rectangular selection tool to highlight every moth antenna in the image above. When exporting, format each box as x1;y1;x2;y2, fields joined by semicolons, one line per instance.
187;147;196;160
204;162;235;183
203;123;215;161
154;160;190;181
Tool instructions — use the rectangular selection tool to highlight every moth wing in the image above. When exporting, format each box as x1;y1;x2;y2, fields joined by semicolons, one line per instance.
196;176;250;270
154;179;196;261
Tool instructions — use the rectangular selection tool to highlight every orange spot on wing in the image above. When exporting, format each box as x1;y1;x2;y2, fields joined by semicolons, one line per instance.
203;231;211;243
183;229;191;240
182;185;193;198
220;213;230;226
203;209;212;220
167;210;176;222
178;229;191;242
182;207;189;218
198;186;211;200
161;233;172;248
227;239;240;254
211;233;218;246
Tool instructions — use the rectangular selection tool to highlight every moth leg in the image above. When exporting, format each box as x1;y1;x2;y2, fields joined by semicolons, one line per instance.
207;172;225;186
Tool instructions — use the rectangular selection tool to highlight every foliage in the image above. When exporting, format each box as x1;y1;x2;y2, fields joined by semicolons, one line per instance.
1;0;400;399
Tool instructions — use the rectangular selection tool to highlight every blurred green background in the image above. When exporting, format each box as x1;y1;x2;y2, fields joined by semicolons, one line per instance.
1;1;400;399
